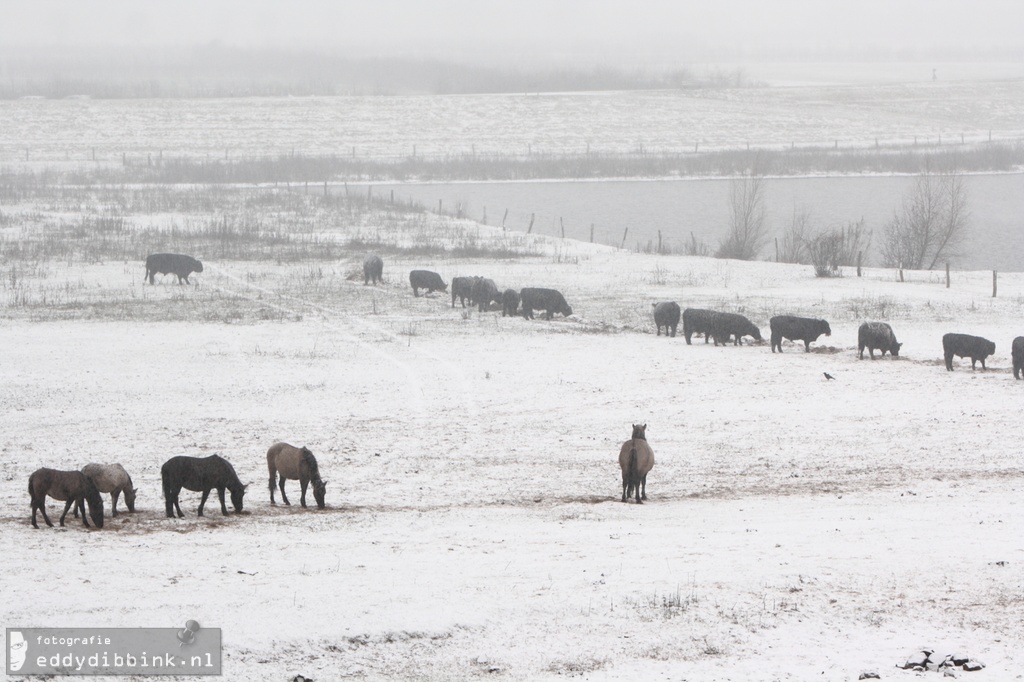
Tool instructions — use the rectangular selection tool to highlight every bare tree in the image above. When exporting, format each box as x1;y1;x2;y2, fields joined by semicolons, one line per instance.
777;206;812;263
717;155;770;260
880;167;970;270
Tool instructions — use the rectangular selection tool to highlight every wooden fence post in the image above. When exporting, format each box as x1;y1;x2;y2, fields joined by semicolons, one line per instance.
590;223;595;243
527;213;535;234
899;263;904;283
621;227;628;250
774;237;779;263
560;217;565;239
658;230;662;254
502;208;508;231
857;250;862;277
993;270;998;297
946;262;950;288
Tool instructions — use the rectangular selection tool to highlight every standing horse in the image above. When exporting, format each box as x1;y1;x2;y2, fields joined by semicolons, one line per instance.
161;455;247;518
618;424;655;504
29;468;104;529
76;464;136;517
267;442;327;509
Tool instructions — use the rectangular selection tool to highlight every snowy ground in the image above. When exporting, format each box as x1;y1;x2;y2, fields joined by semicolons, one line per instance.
2;77;1022;164
2;233;1024;680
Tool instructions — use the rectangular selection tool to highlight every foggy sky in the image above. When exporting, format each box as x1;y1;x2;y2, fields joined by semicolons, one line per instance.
3;0;1023;64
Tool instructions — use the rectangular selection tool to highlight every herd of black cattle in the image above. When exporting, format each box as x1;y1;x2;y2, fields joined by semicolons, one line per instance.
363;254;1023;378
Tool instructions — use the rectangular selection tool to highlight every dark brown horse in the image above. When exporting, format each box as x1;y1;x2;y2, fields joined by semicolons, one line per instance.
618;424;655;504
267;442;327;509
76;463;136;517
161;455;247;518
29;468;104;529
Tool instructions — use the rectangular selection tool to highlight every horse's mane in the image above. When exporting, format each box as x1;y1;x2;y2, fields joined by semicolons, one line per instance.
301;449;322;481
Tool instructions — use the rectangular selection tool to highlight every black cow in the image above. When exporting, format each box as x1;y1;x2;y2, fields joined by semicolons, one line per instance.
502;289;520;317
943;333;995;371
1012;337;1024;379
858;322;902;359
144;253;203;285
652;302;680;337
472;278;501;312
451;276;479;308
363;254;383;285
409;270;447;297
710;312;762;346
770;315;832;353
520;288;573;320
682;308;716;345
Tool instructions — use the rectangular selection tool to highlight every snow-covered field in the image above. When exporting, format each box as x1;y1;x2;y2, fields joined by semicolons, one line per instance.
2;77;1023;163
2;224;1023;680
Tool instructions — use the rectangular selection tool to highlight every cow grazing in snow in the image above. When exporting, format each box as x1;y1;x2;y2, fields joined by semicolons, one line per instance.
520;288;573;320
144;253;203;285
682;308;716;345
1013;337;1024;379
409;270;447;297
710;312;762;346
451;276;480;308
942;333;995;371
363;254;383;285
769;315;832;353
652;302;680;337
502;289;520;317
858;322;902;359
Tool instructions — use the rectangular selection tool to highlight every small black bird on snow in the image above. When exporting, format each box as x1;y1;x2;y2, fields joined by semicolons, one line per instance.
823;372;835;381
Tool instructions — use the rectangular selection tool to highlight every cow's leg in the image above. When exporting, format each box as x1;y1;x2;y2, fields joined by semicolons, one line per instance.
197;489;211;516
279;477;290;505
217;487;229;515
59;499;75;526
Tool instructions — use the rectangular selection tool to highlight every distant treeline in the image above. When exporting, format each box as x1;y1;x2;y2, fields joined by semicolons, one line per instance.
14;141;1021;185
0;46;750;99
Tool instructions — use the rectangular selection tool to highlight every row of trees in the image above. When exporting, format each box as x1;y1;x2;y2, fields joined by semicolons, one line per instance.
716;156;971;274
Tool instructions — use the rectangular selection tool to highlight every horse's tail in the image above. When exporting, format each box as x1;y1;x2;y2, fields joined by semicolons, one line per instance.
628;445;639;489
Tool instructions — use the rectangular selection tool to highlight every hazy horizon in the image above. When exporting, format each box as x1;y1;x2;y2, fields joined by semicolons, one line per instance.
4;0;1023;67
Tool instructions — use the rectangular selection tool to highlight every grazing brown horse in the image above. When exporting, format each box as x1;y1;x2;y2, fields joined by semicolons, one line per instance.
618;424;655;504
76;463;136;517
267;442;327;509
29;468;105;529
